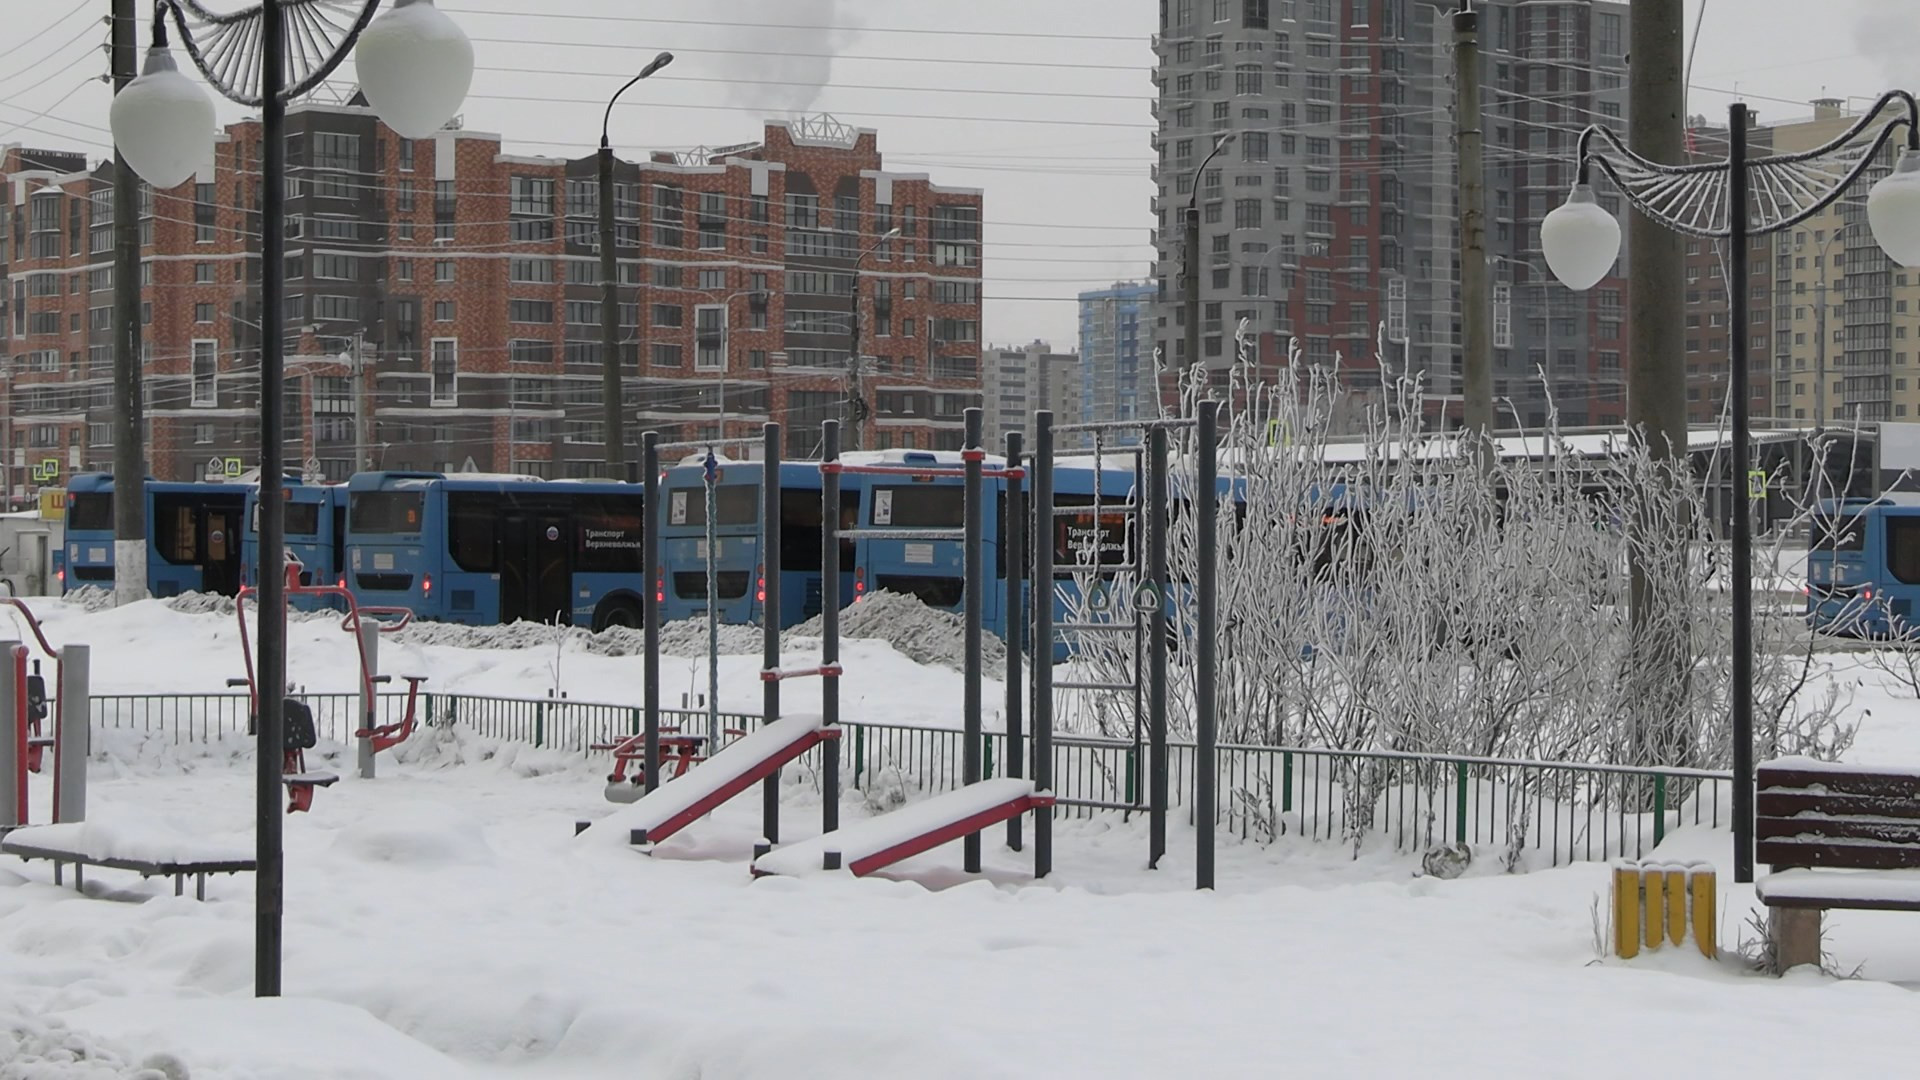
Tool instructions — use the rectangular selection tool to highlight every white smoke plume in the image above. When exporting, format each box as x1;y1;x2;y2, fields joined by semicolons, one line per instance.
1851;7;1920;100
701;0;864;117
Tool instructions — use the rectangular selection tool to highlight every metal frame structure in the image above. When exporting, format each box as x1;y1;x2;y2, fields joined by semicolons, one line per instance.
1570;92;1920;884
1031;404;1220;888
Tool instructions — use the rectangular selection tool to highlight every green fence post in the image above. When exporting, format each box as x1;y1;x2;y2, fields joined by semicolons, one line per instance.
1125;747;1138;807
1455;761;1469;844
535;701;546;749
854;724;866;788
630;707;641;736
984;734;995;780
1281;751;1293;814
1653;774;1667;847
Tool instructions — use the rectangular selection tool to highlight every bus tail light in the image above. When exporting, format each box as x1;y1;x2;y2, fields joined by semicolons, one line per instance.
655;570;665;604
755;566;766;604
854;567;866;599
56;569;64;586
421;573;433;598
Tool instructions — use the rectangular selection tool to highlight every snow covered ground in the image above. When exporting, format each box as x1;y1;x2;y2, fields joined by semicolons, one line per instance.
5;596;1920;1078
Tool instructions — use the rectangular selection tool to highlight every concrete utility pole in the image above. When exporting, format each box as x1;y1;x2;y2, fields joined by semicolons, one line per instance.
1626;0;1690;767
111;0;147;603
1455;6;1493;443
351;328;370;473
1628;0;1688;459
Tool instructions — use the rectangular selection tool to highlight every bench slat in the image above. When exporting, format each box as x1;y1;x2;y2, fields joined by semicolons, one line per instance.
1758;839;1920;871
1757;767;1920;800
1757;814;1920;846
1755;791;1920;821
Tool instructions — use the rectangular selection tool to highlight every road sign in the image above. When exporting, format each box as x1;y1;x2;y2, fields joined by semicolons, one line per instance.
1747;469;1767;500
37;488;64;521
205;456;226;481
223;457;244;477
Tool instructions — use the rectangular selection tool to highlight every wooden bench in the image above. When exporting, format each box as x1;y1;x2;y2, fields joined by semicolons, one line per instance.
1754;759;1920;972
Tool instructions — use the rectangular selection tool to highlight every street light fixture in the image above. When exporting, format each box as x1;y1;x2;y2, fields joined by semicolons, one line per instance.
597;50;674;474
108;0;472;997
1182;133;1237;391
1543;92;1920;885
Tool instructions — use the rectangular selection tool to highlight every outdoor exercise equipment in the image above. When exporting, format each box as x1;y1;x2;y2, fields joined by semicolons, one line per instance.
231;558;420;812
0;598;90;831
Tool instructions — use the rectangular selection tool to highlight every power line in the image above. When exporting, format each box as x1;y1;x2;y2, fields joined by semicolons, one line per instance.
443;7;1147;44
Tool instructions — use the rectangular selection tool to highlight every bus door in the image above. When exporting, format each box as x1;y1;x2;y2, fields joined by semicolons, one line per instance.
501;510;573;624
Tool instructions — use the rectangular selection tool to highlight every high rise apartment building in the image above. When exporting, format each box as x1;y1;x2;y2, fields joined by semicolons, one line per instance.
1078;282;1156;432
980;340;1080;444
1151;0;1630;429
0;110;984;498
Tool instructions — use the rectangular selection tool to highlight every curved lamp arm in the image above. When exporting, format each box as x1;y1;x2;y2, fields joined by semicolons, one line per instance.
601;51;676;149
1186;133;1239;212
1572;88;1920;239
155;0;382;107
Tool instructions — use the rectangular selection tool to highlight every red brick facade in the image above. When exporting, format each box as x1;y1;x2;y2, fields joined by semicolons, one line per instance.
0;109;984;497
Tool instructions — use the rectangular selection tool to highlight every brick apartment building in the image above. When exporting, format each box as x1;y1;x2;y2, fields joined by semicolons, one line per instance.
0;109;983;498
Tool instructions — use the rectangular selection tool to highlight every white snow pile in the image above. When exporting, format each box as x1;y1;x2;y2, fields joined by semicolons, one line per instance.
0;1009;189;1080
60;586;117;614
788;590;1006;674
161;591;340;622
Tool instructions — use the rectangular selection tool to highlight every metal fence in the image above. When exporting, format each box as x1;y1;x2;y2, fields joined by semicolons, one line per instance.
88;692;1731;867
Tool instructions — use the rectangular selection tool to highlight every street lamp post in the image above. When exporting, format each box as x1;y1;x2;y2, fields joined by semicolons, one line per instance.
840;227;902;451
1543;93;1920;884
109;0;472;995
598;51;674;473
1182;134;1237;394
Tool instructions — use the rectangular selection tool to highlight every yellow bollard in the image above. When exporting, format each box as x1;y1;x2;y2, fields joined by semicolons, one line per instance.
1665;866;1688;947
1613;863;1642;959
1689;864;1717;959
1643;866;1665;950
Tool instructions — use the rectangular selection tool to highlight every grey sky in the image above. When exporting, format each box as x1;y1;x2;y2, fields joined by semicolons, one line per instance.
2;0;1917;349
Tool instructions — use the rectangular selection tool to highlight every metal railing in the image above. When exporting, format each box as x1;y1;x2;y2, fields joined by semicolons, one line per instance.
88;692;1731;866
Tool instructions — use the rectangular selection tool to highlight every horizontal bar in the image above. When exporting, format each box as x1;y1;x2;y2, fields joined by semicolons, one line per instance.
1053;562;1138;575
760;664;843;682
654;436;768;453
1051;797;1150;812
1054;621;1139;633
852;528;965;541
1051;505;1138;516
1051;417;1199;435
823;463;1025;480
1053;680;1137;692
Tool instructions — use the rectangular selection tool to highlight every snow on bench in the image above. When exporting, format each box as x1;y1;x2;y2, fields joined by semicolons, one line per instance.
752;778;1051;878
578;713;835;847
1756;869;1920;911
0;813;254;899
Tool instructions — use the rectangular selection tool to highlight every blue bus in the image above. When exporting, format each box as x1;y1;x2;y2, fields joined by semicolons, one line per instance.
62;473;249;597
242;478;350;603
658;457;858;629
849;450;1007;628
1806;494;1920;637
344;471;647;629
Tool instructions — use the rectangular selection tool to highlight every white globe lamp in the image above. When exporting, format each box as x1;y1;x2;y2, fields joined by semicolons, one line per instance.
1868;148;1920;268
109;45;216;190
354;0;474;140
1541;183;1622;292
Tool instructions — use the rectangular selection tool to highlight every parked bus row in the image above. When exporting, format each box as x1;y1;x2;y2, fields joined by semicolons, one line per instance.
62;454;1346;649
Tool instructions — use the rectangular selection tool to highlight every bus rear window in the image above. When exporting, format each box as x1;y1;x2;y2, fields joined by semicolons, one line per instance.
352;491;424;533
666;484;759;527
871;485;962;528
250;502;320;536
1810;514;1866;552
68;493;112;532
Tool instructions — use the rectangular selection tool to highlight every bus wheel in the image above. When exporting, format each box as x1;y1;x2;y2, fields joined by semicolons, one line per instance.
593;598;643;632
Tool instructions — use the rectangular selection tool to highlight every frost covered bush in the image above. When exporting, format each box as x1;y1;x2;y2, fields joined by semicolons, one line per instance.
1057;328;1853;784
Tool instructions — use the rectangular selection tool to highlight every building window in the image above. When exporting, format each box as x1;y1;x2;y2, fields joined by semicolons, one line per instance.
194;183;217;242
396;259;413;282
508;339;554;365
314;253;357;280
191;339;218;407
651;343;682;368
435;259;456;283
695;304;725;370
194;262;215;284
434;300;455;322
430;338;458;404
509;299;554;323
194;303;214;323
510;257;553;283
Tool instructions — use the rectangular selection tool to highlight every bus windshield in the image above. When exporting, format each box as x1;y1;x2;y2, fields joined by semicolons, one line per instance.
352;491;425;533
665;484;759;528
68;493;113;532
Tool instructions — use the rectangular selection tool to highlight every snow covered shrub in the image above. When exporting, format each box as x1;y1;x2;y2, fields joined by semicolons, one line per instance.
1055;327;1853;820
